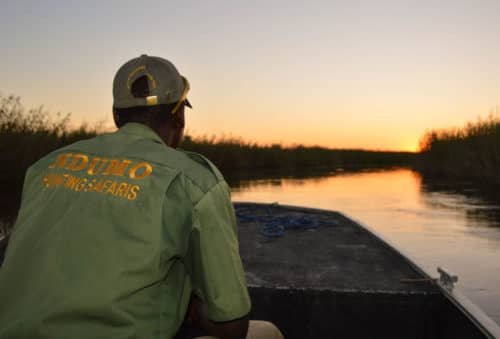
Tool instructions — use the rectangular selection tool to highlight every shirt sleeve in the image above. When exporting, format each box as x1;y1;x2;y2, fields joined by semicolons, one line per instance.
188;180;251;322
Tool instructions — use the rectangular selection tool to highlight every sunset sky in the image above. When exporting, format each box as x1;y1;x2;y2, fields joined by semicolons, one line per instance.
2;0;500;151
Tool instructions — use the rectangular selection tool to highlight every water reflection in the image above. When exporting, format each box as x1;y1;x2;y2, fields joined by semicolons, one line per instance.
230;167;500;324
419;177;500;228
230;168;500;230
226;167;396;191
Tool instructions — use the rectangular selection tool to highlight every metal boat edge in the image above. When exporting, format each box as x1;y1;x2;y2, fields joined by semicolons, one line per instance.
233;201;500;339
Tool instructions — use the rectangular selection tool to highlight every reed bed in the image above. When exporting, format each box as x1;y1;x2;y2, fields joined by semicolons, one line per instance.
0;95;101;219
182;135;413;171
418;113;500;183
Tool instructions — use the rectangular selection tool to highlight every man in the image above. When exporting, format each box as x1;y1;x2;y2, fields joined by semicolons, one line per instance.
0;55;282;339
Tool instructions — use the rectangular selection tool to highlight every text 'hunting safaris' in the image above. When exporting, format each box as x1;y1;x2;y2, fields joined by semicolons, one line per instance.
42;153;153;201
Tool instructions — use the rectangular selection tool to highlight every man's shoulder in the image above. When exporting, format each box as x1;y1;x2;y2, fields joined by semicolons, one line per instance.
176;150;225;193
179;150;224;181
27;136;99;171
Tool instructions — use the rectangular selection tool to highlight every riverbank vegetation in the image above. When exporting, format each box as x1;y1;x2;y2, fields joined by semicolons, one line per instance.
182;135;413;171
0;94;414;218
418;113;500;184
0;95;102;218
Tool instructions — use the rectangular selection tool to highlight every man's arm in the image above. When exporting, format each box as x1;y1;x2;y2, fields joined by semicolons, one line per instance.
186;180;251;336
187;294;249;339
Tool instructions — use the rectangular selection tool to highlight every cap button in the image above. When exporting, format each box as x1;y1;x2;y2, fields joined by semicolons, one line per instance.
140;54;148;58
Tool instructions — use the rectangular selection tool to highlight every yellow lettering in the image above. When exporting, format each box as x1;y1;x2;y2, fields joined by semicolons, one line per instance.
75;178;87;192
43;173;61;187
63;174;78;189
66;153;89;171
93;179;105;192
127;185;140;200
48;153;72;169
115;182;129;197
102;159;132;177
43;174;52;187
42;172;139;202
102;180;113;192
106;181;117;194
55;174;64;186
93;158;109;175
86;157;102;175
129;162;153;179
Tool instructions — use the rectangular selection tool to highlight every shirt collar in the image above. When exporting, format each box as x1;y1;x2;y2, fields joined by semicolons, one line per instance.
118;123;165;145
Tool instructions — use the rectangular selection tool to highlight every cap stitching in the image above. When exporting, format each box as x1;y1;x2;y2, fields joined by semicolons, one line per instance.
126;65;146;90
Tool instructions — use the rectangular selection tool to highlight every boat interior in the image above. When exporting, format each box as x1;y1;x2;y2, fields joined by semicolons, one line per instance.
235;202;493;339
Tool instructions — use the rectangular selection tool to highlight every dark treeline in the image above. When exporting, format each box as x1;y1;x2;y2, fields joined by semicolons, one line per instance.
418;113;500;184
0;94;414;219
182;135;414;171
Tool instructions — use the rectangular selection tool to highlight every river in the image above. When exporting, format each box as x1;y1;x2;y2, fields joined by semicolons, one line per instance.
229;167;500;325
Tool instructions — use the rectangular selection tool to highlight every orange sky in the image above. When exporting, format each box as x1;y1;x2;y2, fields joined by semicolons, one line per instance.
2;1;500;152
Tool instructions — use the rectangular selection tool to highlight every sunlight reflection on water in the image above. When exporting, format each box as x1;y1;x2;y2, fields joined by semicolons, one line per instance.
231;168;500;324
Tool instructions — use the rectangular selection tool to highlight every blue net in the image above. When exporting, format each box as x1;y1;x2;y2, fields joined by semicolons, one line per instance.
235;204;336;238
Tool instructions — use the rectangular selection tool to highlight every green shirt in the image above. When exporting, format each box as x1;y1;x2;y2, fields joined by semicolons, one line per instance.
0;123;251;339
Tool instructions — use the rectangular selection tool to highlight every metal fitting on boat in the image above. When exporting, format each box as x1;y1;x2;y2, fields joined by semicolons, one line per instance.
437;266;458;292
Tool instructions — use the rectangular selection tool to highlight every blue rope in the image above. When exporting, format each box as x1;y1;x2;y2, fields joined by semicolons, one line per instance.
261;221;285;237
235;205;336;238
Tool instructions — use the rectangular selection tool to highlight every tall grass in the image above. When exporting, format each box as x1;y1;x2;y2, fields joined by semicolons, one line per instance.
0;94;100;219
418;113;500;183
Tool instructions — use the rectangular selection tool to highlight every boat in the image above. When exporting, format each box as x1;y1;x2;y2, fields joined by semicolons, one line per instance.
235;202;500;339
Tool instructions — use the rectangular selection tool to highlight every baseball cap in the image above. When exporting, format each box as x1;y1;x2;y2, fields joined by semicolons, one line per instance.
113;54;192;114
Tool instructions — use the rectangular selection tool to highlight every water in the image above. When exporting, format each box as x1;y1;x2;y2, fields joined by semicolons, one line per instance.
230;168;500;325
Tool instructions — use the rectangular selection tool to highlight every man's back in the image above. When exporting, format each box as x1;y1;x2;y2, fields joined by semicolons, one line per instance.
0;123;250;338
